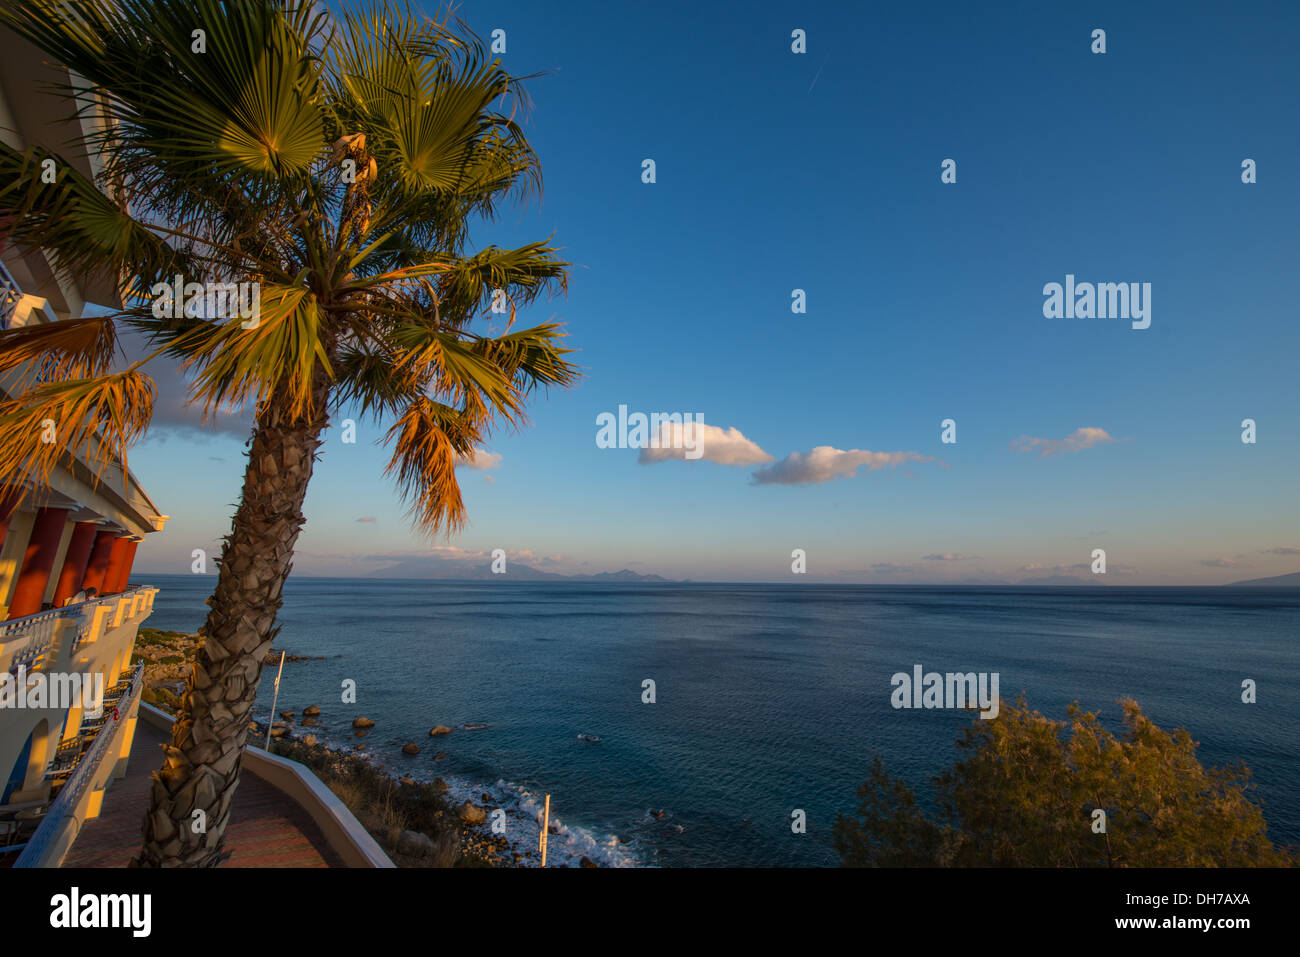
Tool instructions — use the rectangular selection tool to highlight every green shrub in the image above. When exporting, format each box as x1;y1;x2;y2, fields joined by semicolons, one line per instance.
835;696;1297;867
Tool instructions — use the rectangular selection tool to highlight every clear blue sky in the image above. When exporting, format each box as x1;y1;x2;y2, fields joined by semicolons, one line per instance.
127;0;1300;584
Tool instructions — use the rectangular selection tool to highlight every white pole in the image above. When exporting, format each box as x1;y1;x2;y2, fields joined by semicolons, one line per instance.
264;650;286;751
539;794;550;867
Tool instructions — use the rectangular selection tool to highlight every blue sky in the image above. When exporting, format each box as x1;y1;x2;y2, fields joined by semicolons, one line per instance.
127;0;1300;583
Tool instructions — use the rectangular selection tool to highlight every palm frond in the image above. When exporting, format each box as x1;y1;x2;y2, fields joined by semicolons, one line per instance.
432;241;568;326
324;2;539;212
383;396;478;536
0;142;196;284
180;281;331;422
330;343;424;420
467;322;580;392
0;369;153;501
1;0;328;184
0;313;119;382
388;324;522;423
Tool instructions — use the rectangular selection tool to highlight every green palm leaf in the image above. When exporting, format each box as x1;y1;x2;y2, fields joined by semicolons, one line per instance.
180;280;332;421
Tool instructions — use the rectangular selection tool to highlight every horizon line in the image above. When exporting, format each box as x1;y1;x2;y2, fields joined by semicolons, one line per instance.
128;572;1300;588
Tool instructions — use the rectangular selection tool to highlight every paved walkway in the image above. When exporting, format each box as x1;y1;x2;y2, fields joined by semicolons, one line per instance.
63;721;342;867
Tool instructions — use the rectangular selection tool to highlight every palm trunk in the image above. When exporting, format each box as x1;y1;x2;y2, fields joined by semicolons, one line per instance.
134;374;330;868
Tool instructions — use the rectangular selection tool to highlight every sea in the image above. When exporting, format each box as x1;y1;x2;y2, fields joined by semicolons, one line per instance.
138;576;1299;867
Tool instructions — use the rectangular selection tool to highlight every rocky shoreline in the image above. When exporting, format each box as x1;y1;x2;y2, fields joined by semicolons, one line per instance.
252;718;527;867
133;628;599;868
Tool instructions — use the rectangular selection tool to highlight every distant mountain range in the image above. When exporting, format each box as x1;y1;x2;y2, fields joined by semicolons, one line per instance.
368;557;674;582
927;576;1104;586
362;559;1300;586
1226;571;1300;587
1014;575;1105;586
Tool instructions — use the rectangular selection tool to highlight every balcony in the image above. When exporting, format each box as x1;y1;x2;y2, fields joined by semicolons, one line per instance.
0;608;61;674
0;585;157;677
0;585;157;865
71;586;158;653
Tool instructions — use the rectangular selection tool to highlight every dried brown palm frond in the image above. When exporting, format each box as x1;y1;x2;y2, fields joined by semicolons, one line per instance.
0;313;119;383
383;396;480;536
0;369;154;506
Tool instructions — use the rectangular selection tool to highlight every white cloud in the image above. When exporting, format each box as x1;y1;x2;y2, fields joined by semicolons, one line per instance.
751;447;935;486
638;422;773;466
454;449;502;470
1200;558;1240;568
425;545;481;560
1263;546;1300;555
1011;427;1115;457
369;546;569;568
923;553;975;561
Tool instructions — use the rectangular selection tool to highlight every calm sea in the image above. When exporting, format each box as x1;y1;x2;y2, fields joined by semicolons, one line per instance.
137;576;1300;867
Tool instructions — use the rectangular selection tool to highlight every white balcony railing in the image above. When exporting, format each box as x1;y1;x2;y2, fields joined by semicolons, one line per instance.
71;585;158;652
0;607;64;673
0;585;159;672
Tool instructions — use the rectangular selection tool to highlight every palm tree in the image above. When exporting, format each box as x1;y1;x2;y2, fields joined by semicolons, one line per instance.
0;0;578;867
